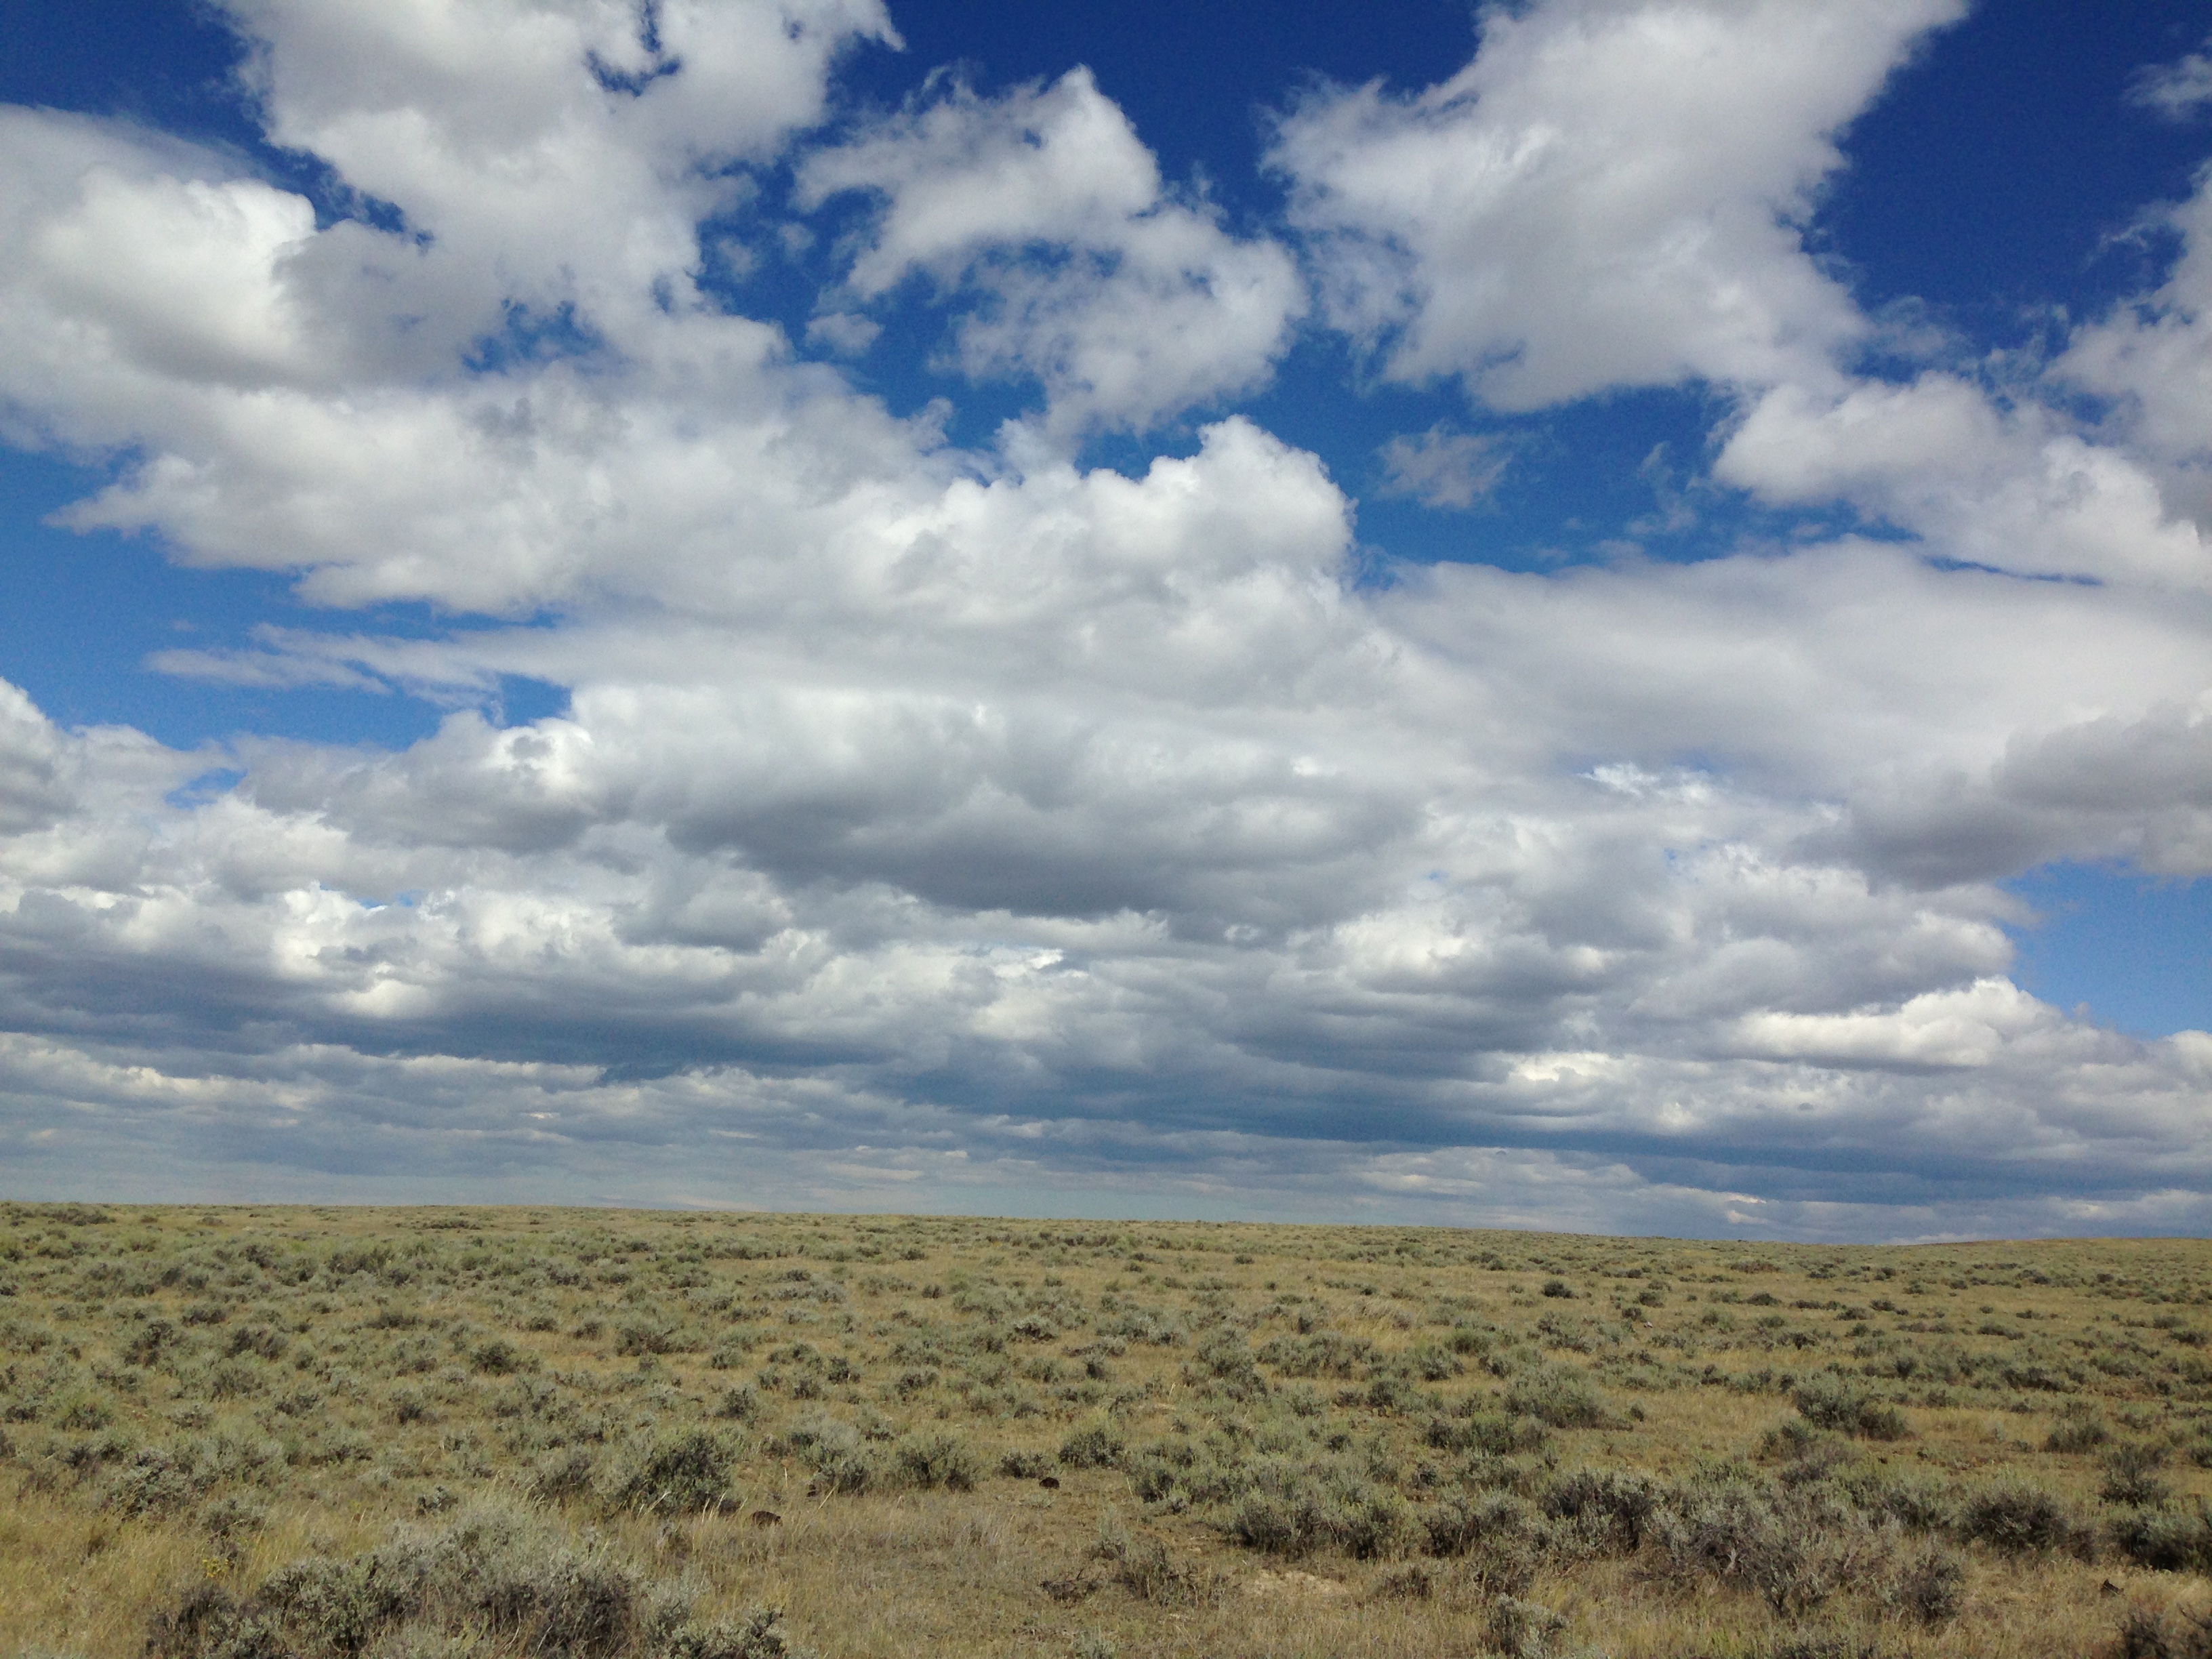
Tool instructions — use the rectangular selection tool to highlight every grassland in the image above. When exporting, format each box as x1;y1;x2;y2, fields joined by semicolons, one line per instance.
3;1204;2211;1658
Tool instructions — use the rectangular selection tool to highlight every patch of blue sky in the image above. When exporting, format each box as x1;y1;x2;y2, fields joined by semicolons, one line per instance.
462;300;608;377
1244;365;1884;575
1818;0;2212;328
2009;862;2212;1038
699;180;1043;453
0;447;564;750
163;766;245;811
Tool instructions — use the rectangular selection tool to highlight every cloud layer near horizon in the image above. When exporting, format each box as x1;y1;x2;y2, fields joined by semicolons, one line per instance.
1;0;2209;1239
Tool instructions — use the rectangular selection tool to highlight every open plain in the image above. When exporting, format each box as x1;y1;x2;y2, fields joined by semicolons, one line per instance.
3;1203;2211;1658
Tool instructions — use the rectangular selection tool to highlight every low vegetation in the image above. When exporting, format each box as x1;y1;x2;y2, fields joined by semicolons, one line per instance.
2;1202;2211;1656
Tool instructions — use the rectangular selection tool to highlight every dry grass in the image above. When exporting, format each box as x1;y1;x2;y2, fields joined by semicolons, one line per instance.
2;1202;2210;1657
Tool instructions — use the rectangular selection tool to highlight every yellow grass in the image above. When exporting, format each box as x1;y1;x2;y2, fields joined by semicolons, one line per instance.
2;1203;2209;1657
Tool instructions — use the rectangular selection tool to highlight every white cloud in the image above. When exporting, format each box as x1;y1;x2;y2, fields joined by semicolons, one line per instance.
1376;426;1509;510
220;0;897;341
0;0;2209;1239
0;680;78;835
798;68;1306;437
1270;0;1964;408
805;311;882;356
2059;173;2212;535
2129;37;2212;122
1716;375;2212;591
1725;978;2064;1069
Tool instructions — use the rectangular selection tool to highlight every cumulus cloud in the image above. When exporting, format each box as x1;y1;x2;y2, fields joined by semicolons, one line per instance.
1715;375;2212;590
0;0;2209;1239
798;68;1306;437
1269;0;1963;407
2057;170;2212;536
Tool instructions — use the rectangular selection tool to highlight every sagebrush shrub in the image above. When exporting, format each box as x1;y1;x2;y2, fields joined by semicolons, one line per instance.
2109;1498;2212;1574
611;1431;738;1516
1792;1373;1906;1441
2102;1441;2173;1507
1884;1541;1967;1626
658;1608;815;1659
783;1416;876;1494
145;1507;666;1659
1503;1366;1610;1431
1955;1482;2091;1557
1061;1418;1127;1469
528;1447;597;1502
892;1430;977;1491
2118;1605;2212;1659
2045;1401;2110;1454
1488;1594;1567;1659
1427;1410;1551;1457
1643;1482;1891;1618
1422;1489;1534;1559
1540;1468;1658;1553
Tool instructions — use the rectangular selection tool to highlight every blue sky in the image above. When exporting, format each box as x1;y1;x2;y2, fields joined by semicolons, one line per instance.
0;0;2208;1237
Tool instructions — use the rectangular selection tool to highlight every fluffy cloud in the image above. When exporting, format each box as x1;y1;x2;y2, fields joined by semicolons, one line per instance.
1716;375;2212;591
798;68;1305;437
2059;169;2212;533
0;0;2209;1239
1269;0;1963;407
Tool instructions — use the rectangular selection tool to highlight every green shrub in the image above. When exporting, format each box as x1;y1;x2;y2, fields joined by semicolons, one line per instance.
1540;1469;1658;1553
713;1384;760;1422
527;1448;598;1503
2116;1605;2212;1659
1406;1343;1462;1381
143;1507;686;1659
102;1449;203;1518
1834;1467;1952;1533
1883;1541;1967;1626
2110;1499;2212;1574
1427;1410;1552;1457
1061;1418;1127;1469
1488;1595;1567;1659
705;1337;754;1371
610;1319;674;1357
1954;1482;2091;1557
470;1338;524;1376
1334;1481;1413;1559
609;1431;737;1516
1422;1490;1534;1559
1091;1519;1209;1603
1227;1486;1336;1557
2045;1402;2110;1454
892;1431;977;1492
1792;1373;1907;1441
2103;1442;2173;1508
1187;1334;1266;1401
658;1608;814;1659
1503;1366;1611;1430
783;1416;876;1495
1254;1331;1372;1377
1225;1461;1410;1560
1643;1483;1891;1618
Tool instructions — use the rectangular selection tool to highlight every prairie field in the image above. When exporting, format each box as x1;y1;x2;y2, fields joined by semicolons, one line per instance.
3;1204;2211;1659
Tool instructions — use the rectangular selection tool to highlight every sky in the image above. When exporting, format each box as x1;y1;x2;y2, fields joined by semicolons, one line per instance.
0;0;2208;1241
